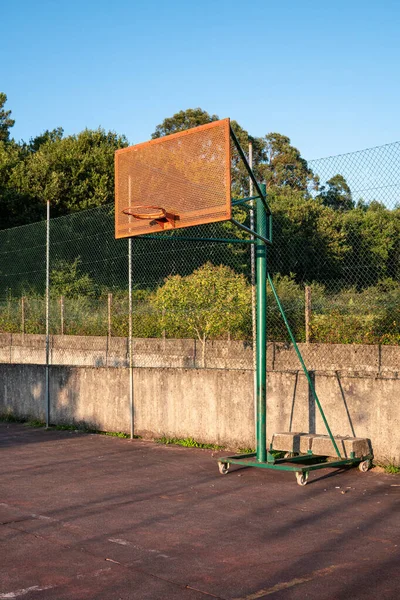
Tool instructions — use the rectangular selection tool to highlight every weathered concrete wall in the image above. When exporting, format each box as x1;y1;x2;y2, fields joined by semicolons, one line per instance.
1;333;400;374
1;363;399;462
0;334;253;369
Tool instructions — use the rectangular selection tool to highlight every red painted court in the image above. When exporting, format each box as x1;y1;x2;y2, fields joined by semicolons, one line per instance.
1;423;399;599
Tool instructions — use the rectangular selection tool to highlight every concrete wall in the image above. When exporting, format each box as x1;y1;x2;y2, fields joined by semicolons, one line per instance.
1;360;399;463
1;333;400;373
0;333;254;369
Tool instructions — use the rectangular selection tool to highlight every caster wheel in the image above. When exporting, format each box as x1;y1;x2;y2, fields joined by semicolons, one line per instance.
284;452;296;459
358;459;371;473
296;471;309;486
218;461;229;475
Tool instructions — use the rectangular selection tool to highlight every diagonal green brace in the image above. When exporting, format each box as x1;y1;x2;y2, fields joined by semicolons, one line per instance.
267;273;342;459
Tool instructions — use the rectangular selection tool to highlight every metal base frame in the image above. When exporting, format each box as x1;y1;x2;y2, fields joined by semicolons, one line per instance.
218;452;374;485
221;153;357;479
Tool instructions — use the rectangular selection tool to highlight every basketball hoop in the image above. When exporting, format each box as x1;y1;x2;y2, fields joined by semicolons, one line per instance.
114;119;231;238
122;205;178;228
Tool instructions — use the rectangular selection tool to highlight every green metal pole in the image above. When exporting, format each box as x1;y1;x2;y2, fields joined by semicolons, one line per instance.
256;183;267;462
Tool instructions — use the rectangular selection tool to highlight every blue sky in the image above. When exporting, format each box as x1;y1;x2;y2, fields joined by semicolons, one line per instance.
2;0;400;160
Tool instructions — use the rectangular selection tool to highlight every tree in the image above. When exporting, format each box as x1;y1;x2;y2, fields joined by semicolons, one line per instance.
149;109;334;283
6;128;128;220
28;127;64;153
339;202;399;287
0;93;15;143
0;140;44;228
152;262;251;365
152;109;318;197
319;174;354;211
50;258;97;297
230;121;265;199
268;188;348;282
151;108;219;138
259;133;319;192
150;108;264;266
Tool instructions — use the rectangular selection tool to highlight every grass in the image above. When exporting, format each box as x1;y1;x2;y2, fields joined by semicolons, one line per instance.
156;436;224;451
101;430;132;439
50;424;136;438
5;414;399;471
0;412;26;423
383;464;400;474
2;415;220;450
375;459;400;474
0;413;138;439
26;419;46;428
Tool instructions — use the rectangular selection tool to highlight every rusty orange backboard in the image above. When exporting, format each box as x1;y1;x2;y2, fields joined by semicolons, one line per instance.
115;119;231;238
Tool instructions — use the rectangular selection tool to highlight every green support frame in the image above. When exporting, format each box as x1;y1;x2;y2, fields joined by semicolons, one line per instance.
130;124;372;485
217;126;372;485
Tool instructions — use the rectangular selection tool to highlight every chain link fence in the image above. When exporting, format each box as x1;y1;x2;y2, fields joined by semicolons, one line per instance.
306;143;400;350
0;141;399;372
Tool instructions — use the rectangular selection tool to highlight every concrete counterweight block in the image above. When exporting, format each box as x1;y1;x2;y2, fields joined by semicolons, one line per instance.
272;432;372;459
342;436;372;458
299;434;319;454
311;435;372;458
310;435;345;457
272;432;305;453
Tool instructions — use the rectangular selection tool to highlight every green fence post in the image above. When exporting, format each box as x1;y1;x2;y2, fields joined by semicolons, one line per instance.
256;183;267;462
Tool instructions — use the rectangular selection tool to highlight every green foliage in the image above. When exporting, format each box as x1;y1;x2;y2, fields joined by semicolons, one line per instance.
150;109;313;200
309;279;400;344
156;436;224;450
268;189;347;283
311;311;375;344
28;127;64;152
0;271;399;345
0;411;24;423
230;121;264;199
318;174;354;211
0;104;399;351
56;296;106;336
340;203;400;286
26;420;46;428
152;262;252;343
0;93;15;142
151;108;220;138
260;132;319;193
382;463;400;474
0;140;44;227
0;294;48;334
1;104;398;302
0;415;138;438
267;275;324;342
0;296;20;333
375;459;400;474
267;193;399;289
383;465;400;474
101;430;132;438
1;128;128;228
18;128;127;214
51;258;97;298
148;107;399;296
104;288;161;338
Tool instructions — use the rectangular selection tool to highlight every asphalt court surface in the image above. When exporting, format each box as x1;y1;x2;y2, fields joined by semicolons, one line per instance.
1;423;399;599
